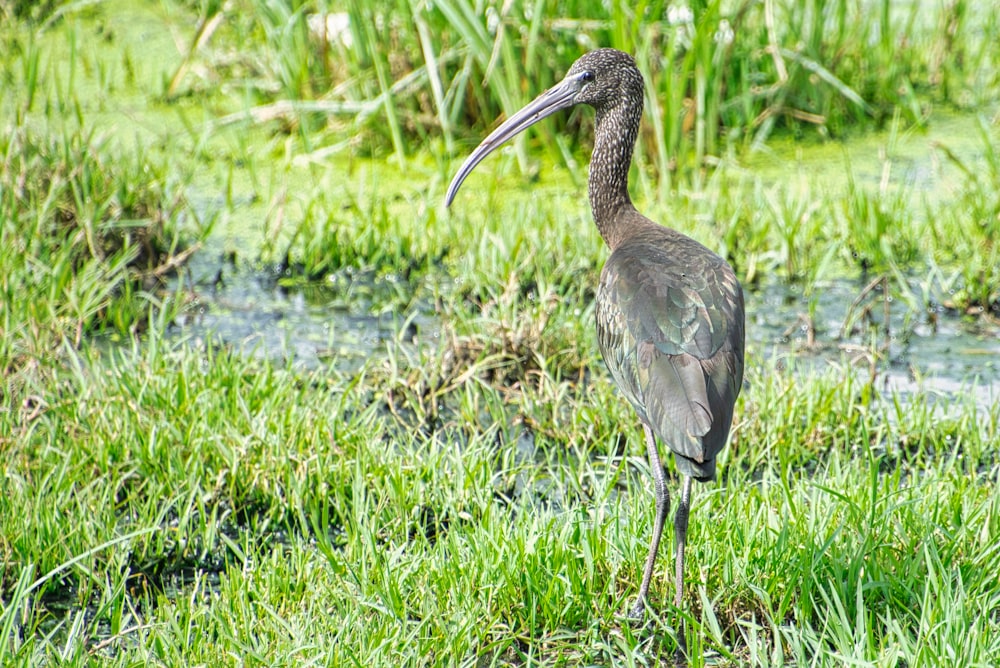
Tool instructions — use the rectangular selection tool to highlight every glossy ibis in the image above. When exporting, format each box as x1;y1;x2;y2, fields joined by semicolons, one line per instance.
445;48;745;650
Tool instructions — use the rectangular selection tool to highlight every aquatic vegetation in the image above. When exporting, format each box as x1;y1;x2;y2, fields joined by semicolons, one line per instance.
176;0;1000;177
1;1;999;666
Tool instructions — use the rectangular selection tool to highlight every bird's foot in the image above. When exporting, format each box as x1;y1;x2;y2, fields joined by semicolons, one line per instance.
674;619;689;665
674;637;688;665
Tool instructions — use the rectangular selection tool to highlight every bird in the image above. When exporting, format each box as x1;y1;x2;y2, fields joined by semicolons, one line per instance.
445;49;745;654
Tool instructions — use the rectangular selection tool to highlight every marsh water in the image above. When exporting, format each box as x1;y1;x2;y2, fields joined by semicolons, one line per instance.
171;256;1000;408
170;112;1000;413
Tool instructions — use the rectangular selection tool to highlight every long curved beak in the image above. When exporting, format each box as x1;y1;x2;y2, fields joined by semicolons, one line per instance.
445;74;583;206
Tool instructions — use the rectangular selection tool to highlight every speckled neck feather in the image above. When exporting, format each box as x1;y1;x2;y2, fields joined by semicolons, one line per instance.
585;54;645;250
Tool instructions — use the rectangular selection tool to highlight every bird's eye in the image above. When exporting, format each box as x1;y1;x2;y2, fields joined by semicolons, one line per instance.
580;71;594;83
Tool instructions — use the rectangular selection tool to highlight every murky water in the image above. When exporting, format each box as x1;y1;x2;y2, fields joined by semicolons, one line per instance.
171;252;424;372
170;243;1000;413
752;277;999;410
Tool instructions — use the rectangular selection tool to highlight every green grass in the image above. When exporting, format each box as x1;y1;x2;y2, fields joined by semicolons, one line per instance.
2;334;998;665
2;1;1000;666
0;121;200;394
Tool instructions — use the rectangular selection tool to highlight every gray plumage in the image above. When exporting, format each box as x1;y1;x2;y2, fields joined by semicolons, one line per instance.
445;48;745;656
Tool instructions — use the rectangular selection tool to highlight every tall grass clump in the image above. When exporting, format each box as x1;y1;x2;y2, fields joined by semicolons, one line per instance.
836;176;922;274
184;0;998;178
270;172;448;280
0;124;195;394
269;168;605;385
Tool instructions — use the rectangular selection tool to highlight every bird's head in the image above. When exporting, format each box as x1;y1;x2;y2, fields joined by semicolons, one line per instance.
445;48;643;206
564;48;644;112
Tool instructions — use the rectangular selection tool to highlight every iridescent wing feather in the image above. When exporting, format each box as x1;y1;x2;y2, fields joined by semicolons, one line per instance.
596;226;744;480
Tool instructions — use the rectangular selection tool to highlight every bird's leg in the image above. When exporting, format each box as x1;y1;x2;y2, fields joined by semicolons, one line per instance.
673;475;693;659
628;422;669;619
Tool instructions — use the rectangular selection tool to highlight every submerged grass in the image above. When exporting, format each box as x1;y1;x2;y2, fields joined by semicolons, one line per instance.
2;1;1000;666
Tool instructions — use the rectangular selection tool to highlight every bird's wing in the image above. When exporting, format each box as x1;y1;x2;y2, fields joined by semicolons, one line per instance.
596;233;744;475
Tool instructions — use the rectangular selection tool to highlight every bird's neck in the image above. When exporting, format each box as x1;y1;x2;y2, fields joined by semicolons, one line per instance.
588;102;642;250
